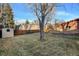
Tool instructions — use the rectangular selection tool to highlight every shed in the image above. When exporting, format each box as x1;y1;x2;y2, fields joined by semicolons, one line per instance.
0;28;14;38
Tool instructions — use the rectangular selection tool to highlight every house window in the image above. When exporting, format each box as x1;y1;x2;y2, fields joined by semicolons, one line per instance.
66;26;71;30
68;26;71;29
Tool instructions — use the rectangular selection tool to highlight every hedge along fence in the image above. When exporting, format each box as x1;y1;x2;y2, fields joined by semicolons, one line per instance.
14;30;39;35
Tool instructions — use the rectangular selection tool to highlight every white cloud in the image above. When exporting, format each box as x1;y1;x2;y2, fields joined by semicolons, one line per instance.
56;11;73;16
14;18;26;25
55;11;79;22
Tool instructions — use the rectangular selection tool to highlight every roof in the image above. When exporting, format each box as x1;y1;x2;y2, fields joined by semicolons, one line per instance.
60;18;79;25
68;18;79;22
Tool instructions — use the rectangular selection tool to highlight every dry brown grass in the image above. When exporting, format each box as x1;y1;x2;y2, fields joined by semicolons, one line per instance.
0;33;79;56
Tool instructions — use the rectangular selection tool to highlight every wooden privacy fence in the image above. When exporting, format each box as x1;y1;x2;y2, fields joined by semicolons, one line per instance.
14;30;39;35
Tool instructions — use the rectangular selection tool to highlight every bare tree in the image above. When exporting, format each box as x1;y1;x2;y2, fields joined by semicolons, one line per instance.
32;3;55;41
54;19;65;31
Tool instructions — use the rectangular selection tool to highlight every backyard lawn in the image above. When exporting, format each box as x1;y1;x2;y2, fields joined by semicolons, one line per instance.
0;33;79;56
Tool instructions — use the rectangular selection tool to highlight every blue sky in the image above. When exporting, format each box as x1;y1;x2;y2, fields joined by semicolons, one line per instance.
10;3;37;24
10;3;79;24
56;3;79;21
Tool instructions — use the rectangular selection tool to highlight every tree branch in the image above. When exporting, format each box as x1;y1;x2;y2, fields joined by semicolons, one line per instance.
45;4;55;16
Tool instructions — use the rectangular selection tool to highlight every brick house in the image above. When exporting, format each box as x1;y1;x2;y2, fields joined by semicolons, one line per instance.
55;18;79;32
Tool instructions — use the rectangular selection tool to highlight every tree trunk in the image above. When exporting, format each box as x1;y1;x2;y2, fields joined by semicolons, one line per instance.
39;15;45;41
40;22;44;41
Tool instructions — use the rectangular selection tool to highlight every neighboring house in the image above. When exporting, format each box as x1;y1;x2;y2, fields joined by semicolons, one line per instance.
18;18;79;33
14;23;40;35
54;18;79;32
29;24;40;30
19;24;26;30
19;23;40;31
